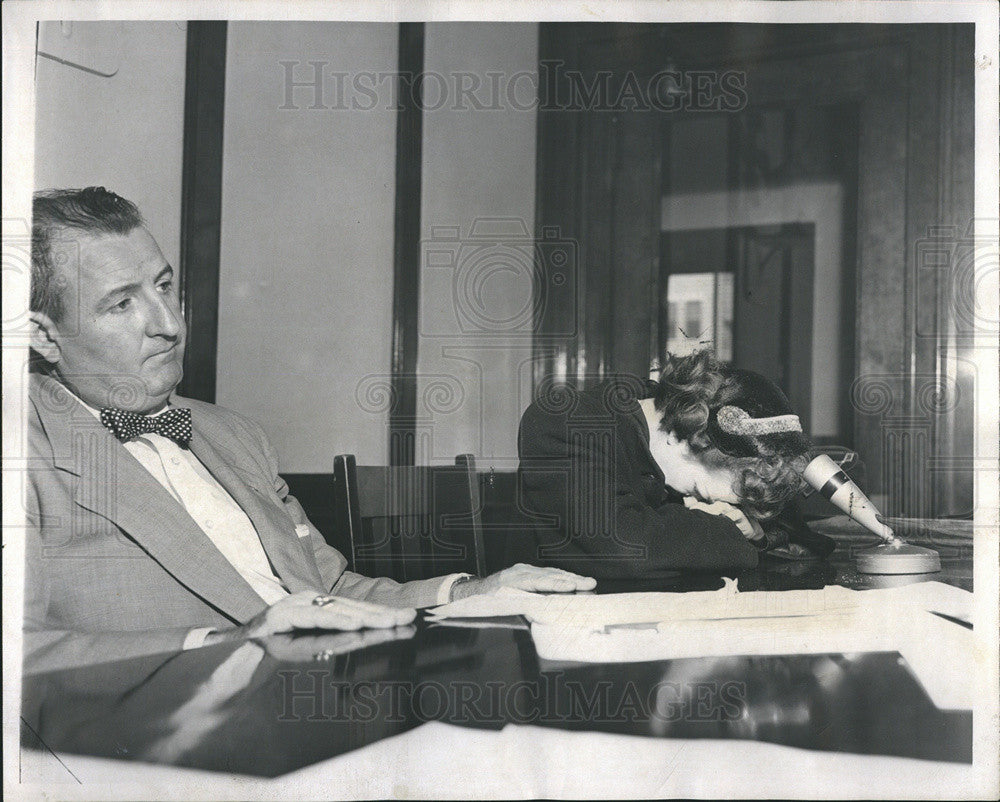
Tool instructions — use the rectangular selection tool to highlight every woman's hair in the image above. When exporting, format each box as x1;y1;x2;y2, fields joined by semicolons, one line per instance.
652;350;811;520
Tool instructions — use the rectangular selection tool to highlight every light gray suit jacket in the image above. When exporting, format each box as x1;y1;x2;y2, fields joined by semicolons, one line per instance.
24;373;448;673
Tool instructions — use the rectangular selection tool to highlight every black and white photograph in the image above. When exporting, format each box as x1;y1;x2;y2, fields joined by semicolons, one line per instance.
2;1;998;798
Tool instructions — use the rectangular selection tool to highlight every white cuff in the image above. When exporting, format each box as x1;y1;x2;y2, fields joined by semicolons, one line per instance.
436;573;473;605
182;627;216;650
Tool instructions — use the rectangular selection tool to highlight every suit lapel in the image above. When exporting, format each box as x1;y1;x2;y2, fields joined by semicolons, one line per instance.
33;375;276;621
185;407;326;594
32;374;326;602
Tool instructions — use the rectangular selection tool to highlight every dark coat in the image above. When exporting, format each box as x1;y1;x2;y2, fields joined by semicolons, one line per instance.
517;382;831;580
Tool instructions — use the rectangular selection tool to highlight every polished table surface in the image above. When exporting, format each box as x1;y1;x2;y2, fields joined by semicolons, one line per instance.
21;517;975;779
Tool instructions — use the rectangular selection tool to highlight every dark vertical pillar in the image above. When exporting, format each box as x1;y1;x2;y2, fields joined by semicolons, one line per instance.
178;21;227;403
389;23;424;465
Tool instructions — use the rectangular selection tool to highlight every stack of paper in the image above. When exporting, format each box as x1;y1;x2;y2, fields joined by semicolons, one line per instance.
426;579;972;628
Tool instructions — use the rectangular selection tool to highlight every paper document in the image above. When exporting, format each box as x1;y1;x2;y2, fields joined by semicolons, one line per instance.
427;581;976;710
427;579;972;627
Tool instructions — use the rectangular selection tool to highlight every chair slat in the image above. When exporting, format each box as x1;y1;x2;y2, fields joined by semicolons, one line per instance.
332;454;486;582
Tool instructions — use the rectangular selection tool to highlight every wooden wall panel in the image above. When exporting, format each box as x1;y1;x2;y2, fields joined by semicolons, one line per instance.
178;21;227;403
534;23;974;516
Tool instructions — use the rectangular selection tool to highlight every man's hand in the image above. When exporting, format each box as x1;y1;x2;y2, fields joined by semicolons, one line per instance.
683;497;765;542
204;591;417;645
451;564;596;601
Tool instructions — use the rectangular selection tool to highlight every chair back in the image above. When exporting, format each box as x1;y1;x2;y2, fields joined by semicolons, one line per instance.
333;454;486;582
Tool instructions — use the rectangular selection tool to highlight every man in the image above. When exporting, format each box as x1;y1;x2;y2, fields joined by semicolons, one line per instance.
25;187;594;673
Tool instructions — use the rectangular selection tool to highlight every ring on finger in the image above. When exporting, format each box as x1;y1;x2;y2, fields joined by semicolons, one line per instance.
312;594;338;607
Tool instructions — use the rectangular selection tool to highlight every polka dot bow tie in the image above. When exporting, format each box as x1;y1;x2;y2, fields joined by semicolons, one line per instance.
100;407;193;447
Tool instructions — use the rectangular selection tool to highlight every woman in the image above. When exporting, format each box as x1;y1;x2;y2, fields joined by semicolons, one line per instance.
516;350;834;579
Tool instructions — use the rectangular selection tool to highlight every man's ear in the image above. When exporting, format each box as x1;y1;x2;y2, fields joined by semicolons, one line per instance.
29;312;62;364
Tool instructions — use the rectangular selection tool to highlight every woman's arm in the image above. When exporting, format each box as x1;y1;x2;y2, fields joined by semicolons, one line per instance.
518;401;759;580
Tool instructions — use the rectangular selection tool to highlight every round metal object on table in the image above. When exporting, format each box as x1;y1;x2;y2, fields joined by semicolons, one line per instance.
855;541;941;575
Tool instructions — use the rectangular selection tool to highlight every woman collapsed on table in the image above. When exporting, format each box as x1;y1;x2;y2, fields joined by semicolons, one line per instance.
517;350;834;579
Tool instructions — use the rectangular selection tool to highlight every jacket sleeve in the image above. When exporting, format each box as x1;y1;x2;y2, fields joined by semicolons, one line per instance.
517;401;759;579
23;507;193;674
23;627;193;676
330;570;452;609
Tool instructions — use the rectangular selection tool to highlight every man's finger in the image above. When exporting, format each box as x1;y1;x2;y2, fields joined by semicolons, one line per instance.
512;567;596;590
386;607;418;626
308;595;416;627
517;575;587;593
516;565;585;580
543;566;591;580
515;577;571;591
288;590;325;606
319;595;399;614
309;608;366;630
297;602;393;631
326;606;400;630
332;596;417;624
533;568;597;590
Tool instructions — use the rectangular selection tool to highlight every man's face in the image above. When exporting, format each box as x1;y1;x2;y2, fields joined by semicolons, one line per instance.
43;227;186;413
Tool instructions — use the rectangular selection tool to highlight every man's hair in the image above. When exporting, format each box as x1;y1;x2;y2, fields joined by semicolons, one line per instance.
653;349;812;520
31;187;144;321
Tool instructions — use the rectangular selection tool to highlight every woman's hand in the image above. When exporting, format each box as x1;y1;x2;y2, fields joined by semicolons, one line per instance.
683;497;766;543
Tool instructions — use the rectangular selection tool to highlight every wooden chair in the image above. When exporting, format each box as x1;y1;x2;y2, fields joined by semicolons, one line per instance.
332;454;487;583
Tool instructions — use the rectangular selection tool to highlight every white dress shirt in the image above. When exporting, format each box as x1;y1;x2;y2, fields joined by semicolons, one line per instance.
76;396;289;647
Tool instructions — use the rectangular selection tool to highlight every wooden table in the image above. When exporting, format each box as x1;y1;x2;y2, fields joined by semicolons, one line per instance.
19;516;976;788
